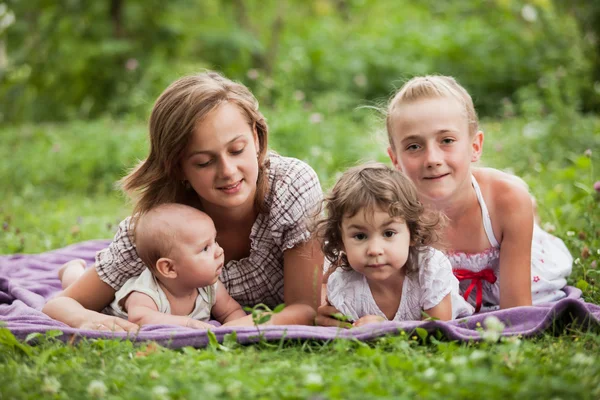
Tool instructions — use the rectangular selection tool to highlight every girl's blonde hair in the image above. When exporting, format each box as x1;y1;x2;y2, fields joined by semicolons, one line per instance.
386;75;479;149
313;162;443;275
120;71;270;227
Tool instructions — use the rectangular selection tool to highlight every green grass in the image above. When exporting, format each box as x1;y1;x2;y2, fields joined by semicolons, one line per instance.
1;110;599;398
1;330;599;399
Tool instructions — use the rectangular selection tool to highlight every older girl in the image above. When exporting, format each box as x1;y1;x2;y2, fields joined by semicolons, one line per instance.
43;71;323;331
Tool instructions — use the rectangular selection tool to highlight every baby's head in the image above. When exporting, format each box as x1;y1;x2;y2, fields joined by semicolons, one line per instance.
314;163;442;276
384;76;484;203
134;203;224;288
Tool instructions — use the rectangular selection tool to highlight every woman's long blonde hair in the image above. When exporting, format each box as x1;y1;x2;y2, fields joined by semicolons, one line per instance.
120;71;270;226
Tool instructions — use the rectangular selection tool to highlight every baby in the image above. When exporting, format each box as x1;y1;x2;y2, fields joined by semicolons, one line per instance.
58;203;246;329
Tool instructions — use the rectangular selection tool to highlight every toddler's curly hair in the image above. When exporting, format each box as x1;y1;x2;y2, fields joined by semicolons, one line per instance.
313;162;444;275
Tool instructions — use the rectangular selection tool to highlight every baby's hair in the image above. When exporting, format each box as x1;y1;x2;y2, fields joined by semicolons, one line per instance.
120;70;270;231
386;75;479;149
313;162;443;275
134;203;209;273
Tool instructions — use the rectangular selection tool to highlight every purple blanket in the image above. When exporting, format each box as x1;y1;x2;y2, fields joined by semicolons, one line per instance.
1;240;599;348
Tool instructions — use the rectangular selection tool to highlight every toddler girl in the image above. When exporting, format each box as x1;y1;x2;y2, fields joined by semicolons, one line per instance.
385;75;573;312
314;163;473;326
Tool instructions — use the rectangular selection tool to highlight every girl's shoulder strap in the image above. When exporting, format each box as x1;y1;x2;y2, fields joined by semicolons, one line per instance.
471;175;500;248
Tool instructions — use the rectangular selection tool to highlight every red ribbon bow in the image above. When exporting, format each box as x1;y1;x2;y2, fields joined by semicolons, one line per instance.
453;268;497;313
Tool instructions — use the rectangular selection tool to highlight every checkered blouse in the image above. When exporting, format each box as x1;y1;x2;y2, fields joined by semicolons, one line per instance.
95;153;323;308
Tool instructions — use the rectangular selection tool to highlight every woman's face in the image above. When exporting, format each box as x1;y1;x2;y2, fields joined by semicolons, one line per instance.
181;102;260;214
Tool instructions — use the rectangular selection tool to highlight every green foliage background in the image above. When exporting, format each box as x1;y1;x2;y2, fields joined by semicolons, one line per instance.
1;0;599;123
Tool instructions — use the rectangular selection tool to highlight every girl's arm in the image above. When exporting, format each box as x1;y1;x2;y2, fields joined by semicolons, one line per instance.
124;292;212;329
496;181;534;309
423;293;452;321
42;267;139;332
225;238;323;327
212;281;247;325
276;237;323;324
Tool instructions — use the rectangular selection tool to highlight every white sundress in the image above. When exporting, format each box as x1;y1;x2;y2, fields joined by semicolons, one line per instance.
445;175;573;312
327;247;474;322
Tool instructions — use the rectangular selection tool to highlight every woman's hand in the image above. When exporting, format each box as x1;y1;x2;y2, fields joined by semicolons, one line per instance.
352;315;386;327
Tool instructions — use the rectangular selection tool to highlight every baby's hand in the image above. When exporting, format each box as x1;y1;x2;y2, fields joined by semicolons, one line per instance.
186;319;213;330
353;315;386;327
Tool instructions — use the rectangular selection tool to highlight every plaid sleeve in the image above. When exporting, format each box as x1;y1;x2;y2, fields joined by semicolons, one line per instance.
269;157;323;251
95;216;146;291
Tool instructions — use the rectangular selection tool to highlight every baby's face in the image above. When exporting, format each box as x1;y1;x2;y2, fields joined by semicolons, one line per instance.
341;207;410;282
172;217;224;288
387;97;479;204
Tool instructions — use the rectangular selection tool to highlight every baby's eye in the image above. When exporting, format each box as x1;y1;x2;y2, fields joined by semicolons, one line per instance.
202;245;210;252
353;233;367;241
383;230;396;238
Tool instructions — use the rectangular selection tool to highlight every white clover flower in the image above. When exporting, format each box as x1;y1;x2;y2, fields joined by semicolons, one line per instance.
481;316;505;343
470;350;487;362
484;316;505;333
422;367;436;379
572;353;594;366
567;231;575;237
246;69;259;80
309;113;323;124
149;370;160;379
482;330;501;343
521;4;538;22
450;356;468;367
151;386;170;400
305;372;323;386
87;380;108;398
542;222;556;233
41;377;61;394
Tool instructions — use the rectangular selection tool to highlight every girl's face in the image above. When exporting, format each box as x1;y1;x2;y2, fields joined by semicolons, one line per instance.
341;208;411;282
387;97;483;206
181;102;260;214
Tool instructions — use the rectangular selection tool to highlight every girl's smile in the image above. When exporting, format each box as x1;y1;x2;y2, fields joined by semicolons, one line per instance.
387;97;482;205
182;102;260;214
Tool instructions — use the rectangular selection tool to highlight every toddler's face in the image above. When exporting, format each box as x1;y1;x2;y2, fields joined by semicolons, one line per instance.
387;97;481;205
341;207;410;282
172;216;225;288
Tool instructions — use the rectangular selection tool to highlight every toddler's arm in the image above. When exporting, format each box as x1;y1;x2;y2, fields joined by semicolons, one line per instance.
495;180;534;308
423;293;452;321
211;281;247;325
124;292;212;329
